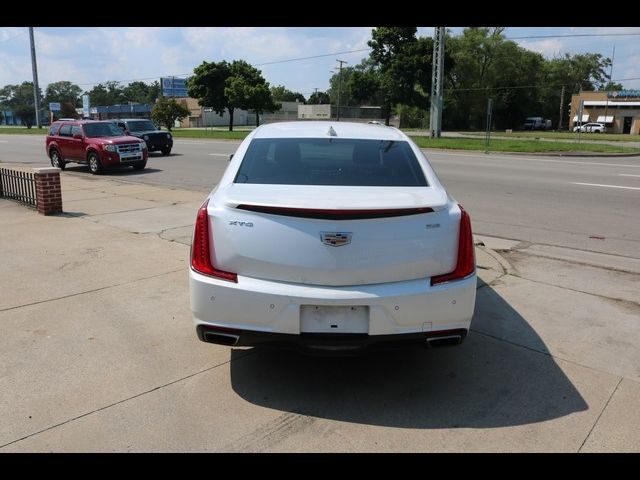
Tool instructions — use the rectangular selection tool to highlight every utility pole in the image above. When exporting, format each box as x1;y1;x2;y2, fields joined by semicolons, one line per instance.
558;85;565;131
603;45;615;131
336;59;348;121
29;27;42;129
429;27;445;138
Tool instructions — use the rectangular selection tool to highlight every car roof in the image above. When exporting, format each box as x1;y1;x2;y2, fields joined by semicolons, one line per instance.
52;119;113;124
252;121;406;141
117;118;151;122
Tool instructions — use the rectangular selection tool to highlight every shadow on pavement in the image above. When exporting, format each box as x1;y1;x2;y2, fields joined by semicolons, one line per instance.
229;279;587;428
148;152;183;157
63;166;163;176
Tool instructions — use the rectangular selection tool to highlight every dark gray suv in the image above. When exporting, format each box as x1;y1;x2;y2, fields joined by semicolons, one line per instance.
115;119;173;155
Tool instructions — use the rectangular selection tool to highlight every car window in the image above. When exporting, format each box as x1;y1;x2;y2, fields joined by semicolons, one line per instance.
126;120;157;132
235;138;428;187
71;126;82;137
83;122;125;137
58;124;72;137
49;124;61;136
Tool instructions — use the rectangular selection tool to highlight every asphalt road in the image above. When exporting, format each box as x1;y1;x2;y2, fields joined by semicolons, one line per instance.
2;134;639;258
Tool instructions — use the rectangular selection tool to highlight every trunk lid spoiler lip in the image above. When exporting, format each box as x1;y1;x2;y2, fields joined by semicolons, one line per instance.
216;184;450;213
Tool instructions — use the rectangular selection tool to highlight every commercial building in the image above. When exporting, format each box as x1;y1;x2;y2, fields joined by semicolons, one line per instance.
570;90;640;134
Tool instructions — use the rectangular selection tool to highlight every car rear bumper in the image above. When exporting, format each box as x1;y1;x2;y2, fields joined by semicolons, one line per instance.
190;269;476;350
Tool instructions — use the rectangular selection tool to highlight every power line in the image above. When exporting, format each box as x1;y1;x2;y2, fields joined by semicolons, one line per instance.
507;33;640;40
255;48;370;67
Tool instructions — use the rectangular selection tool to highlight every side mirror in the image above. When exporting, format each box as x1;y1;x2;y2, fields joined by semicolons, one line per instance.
228;153;234;162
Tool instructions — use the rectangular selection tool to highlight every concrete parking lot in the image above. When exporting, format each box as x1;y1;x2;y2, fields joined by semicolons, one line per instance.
1;170;638;452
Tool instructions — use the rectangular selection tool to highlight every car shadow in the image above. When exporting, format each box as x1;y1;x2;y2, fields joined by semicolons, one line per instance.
228;278;587;429
149;152;183;157
63;165;163;176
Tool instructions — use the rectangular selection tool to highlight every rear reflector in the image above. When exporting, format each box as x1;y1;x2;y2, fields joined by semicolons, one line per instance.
236;204;434;220
430;204;475;286
191;199;238;282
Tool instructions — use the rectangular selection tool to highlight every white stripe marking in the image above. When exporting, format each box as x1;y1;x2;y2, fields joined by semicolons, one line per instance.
426;150;640;168
572;182;640;191
208;153;230;157
619;174;640;177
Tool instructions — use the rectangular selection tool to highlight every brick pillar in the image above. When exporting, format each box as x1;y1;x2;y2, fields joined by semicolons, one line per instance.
34;167;62;215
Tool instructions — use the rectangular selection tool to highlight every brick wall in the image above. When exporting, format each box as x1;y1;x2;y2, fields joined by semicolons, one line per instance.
34;167;62;215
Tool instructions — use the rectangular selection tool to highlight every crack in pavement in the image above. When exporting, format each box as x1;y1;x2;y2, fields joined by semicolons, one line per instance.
578;377;623;453
0;349;259;450
0;269;185;313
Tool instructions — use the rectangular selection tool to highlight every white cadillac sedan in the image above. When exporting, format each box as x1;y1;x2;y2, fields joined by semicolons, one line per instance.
189;121;476;353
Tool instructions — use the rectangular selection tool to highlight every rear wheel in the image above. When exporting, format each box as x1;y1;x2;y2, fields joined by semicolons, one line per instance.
161;147;171;156
132;161;147;170
50;148;66;170
88;152;103;175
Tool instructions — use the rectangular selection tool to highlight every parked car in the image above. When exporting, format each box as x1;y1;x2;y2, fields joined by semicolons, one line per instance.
115;118;173;155
573;122;606;133
522;117;552;130
189;121;477;353
46;120;148;174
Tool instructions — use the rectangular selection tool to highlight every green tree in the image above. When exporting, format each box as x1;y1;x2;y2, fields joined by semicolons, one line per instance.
122;81;160;104
188;60;232;126
600;81;624;91
84;81;126;106
367;27;426;125
151;97;190;131
444;27;545;130
45;81;82;108
307;91;330;104
327;66;356;109
270;85;306;103
225;61;279;128
59;102;78;119
188;59;279;131
0;82;42;128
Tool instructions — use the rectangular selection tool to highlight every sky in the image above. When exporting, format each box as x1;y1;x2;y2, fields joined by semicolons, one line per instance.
0;26;639;100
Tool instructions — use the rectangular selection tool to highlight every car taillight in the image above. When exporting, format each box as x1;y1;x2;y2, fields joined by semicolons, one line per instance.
430;204;475;286
191;199;238;283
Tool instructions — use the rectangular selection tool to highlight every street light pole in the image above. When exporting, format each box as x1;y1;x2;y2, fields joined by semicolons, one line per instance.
29;27;42;129
336;59;348;121
603;45;615;132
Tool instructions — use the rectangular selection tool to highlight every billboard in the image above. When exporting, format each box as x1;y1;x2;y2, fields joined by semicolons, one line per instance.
49;102;61;111
161;77;188;98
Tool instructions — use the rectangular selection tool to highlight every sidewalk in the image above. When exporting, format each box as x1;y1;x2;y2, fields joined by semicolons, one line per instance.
1;172;638;452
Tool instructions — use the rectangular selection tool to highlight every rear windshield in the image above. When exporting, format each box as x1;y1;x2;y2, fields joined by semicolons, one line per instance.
234;138;428;186
84;122;124;137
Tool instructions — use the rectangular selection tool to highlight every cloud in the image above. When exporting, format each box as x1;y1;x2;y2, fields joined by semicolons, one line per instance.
517;39;565;58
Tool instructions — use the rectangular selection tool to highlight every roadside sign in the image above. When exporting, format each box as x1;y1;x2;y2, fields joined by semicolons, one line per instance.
82;95;90;119
49;102;61;111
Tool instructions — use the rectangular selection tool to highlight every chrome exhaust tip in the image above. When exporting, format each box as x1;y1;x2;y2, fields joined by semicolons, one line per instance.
202;331;240;346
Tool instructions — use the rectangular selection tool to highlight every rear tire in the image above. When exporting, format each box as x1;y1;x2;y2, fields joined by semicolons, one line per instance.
50;148;66;170
132;161;147;170
88;152;103;175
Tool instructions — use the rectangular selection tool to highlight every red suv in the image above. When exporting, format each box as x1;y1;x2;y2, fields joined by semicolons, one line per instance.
46;120;148;174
